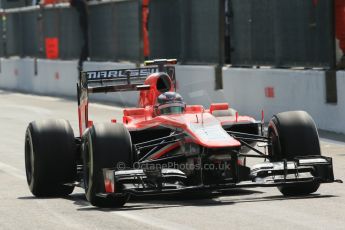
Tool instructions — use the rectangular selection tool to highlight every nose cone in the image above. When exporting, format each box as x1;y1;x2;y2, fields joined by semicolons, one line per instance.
168;113;241;148
188;122;241;148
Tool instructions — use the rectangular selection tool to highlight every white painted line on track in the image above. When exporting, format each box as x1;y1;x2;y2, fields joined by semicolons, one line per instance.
114;211;196;230
2;104;52;116
0;160;193;230
0;161;26;180
10;92;61;102
320;138;345;147
75;197;195;230
1;90;124;111
0;162;87;229
35;199;87;230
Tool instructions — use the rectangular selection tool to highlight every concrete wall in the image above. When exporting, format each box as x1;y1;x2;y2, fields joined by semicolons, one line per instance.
222;68;345;133
0;58;78;97
0;58;139;106
0;57;344;133
175;65;227;106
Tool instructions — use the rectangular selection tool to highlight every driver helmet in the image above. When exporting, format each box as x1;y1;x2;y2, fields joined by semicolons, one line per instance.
156;92;186;115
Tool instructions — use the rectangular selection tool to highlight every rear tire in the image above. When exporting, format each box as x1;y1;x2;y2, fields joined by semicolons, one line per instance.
25;119;76;197
268;111;321;196
82;123;133;208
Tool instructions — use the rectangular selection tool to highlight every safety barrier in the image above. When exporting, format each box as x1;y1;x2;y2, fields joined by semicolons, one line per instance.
5;8;22;57
0;10;5;57
4;5;81;59
3;0;141;62
222;67;345;133
1;0;336;68
0;58;345;133
42;5;82;59
149;0;223;64
229;0;335;68
0;0;25;9
21;7;40;57
88;0;141;62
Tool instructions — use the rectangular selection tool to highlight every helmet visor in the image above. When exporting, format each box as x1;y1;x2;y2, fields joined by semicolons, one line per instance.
158;103;185;115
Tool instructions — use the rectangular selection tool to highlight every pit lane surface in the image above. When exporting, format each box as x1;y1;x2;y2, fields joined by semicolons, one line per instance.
0;90;344;230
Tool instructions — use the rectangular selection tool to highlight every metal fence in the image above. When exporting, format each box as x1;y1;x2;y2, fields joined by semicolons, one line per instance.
5;5;82;59
0;0;26;9
3;0;141;62
0;0;337;68
229;0;335;68
148;0;182;61
21;8;40;57
88;0;141;62
6;9;22;56
149;0;223;64
0;13;4;57
42;6;82;59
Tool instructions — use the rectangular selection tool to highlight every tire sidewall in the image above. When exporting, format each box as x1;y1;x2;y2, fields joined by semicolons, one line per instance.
25;125;37;193
267;111;321;195
24;119;76;197
268;116;283;161
84;130;100;203
82;123;133;206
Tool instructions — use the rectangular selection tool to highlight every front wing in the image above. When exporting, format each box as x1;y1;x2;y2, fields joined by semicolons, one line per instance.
98;156;342;197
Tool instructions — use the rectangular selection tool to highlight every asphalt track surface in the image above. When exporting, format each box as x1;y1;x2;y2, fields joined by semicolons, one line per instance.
0;89;344;230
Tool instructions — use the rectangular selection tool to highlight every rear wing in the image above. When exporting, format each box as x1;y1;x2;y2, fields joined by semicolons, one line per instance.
79;66;176;93
77;65;176;102
77;59;177;136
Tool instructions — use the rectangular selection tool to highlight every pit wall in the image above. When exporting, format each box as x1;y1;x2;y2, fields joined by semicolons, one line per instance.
0;57;344;134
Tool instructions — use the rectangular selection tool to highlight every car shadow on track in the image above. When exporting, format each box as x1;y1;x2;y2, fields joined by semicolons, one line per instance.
48;189;338;212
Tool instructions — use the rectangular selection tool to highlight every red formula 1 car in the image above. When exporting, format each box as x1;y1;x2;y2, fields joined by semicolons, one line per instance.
24;59;341;207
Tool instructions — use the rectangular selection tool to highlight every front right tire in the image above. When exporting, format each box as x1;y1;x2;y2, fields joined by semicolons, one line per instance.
268;111;321;196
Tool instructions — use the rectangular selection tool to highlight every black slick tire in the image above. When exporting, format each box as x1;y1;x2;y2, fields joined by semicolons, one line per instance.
268;111;321;196
25;119;76;197
82;123;133;208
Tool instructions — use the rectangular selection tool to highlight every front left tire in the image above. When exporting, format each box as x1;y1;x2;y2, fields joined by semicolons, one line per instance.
82;123;133;208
